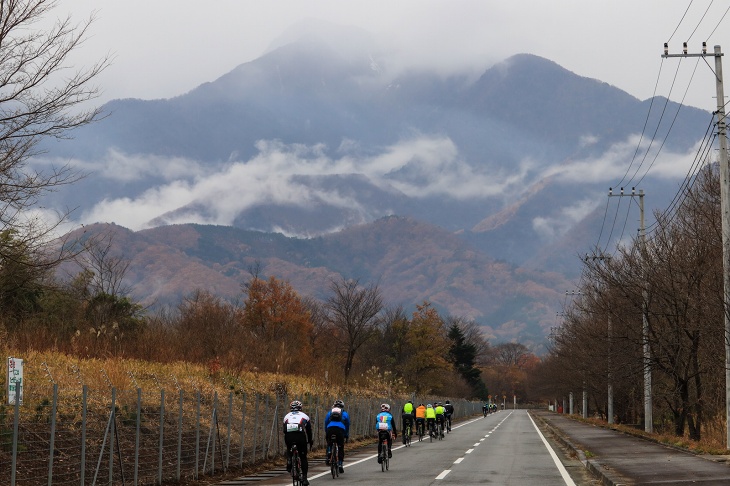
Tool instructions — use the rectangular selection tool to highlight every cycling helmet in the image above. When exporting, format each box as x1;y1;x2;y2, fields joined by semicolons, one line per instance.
334;399;345;408
407;399;413;404
381;403;391;411
445;400;450;404
290;400;303;411
427;403;433;408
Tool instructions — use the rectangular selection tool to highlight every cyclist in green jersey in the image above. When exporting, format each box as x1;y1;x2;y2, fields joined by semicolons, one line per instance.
401;400;415;444
434;402;446;438
425;404;436;437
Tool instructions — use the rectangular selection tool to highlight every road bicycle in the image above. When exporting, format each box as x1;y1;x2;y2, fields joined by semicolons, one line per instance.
290;444;303;486
437;420;444;440
378;432;390;472
446;414;452;433
428;421;435;442
329;434;339;479
403;422;412;447
483;407;488;417
416;420;424;442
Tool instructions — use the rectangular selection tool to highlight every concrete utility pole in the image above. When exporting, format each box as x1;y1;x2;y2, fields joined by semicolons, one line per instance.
663;42;729;448
609;187;650;432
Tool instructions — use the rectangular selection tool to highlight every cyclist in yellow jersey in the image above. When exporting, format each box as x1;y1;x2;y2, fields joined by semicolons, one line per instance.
401;400;415;444
434;402;445;438
425;404;436;438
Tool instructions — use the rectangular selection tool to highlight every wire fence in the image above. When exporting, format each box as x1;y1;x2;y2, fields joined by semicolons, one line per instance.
0;384;482;485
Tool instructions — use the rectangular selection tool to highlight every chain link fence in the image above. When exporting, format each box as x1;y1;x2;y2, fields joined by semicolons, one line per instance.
0;384;481;485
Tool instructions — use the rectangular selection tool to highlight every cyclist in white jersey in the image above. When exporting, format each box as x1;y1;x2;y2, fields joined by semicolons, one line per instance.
283;400;314;485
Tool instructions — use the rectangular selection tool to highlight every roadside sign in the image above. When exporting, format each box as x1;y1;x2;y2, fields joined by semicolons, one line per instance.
7;357;23;405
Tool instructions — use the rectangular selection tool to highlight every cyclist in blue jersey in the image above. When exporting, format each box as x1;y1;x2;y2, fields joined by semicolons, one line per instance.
325;399;350;473
375;403;397;463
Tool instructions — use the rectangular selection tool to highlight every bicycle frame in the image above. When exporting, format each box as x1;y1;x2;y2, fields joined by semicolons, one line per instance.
290;445;303;485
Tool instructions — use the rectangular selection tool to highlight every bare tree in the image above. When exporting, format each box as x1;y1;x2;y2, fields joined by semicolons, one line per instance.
324;276;383;383
0;0;108;275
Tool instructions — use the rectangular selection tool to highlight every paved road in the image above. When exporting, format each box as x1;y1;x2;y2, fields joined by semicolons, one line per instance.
220;410;597;485
533;410;730;485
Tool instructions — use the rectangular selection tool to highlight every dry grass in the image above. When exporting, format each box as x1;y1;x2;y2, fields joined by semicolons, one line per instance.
577;416;729;455
0;346;379;406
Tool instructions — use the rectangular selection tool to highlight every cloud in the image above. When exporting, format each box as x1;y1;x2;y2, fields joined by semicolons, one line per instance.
532;197;601;241
545;134;702;184
75;135;540;230
42;129;705;235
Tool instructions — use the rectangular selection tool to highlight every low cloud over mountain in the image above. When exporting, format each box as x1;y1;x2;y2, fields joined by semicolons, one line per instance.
39;27;712;345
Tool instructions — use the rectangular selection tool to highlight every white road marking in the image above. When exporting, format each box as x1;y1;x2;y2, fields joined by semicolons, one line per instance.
454;457;464;464
436;470;451;479
473;442;481;447
528;413;577;486
466;448;474;454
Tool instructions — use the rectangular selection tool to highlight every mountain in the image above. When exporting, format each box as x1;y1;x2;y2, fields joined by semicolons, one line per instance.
37;25;714;346
66;219;572;349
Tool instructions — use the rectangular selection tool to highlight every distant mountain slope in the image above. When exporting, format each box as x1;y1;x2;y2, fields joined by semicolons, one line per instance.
38;27;715;346
66;219;572;348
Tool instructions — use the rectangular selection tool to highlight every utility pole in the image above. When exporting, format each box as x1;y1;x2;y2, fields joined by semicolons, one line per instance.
608;188;649;430
663;42;729;448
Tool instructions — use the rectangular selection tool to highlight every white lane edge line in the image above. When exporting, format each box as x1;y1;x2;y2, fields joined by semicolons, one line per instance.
528;413;577;486
436;469;451;480
454;457;464;464
465;448;474;454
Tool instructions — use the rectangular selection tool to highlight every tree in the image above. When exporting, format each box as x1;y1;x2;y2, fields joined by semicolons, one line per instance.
447;321;487;398
403;301;451;394
242;274;314;373
324;277;383;383
0;0;108;310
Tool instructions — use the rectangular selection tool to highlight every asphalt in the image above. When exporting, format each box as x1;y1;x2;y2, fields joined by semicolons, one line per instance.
531;409;730;485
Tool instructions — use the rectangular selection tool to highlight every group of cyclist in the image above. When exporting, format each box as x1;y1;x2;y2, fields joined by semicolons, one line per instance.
402;399;454;441
282;398;455;484
482;401;499;416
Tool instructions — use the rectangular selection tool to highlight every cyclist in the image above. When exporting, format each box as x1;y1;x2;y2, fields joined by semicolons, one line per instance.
325;399;350;474
283;400;314;486
375;403;397;463
425;403;436;437
482;401;489;416
444;400;454;431
400;400;415;444
415;403;426;437
434;402;445;438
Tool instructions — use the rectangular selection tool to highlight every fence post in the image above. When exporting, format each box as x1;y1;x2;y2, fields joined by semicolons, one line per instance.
158;389;165;485
135;388;141;486
11;387;19;486
195;391;201;479
81;385;87;486
226;392;232;470
239;392;246;468
109;388;116;486
177;389;183;482
47;383;58;486
252;394;259;463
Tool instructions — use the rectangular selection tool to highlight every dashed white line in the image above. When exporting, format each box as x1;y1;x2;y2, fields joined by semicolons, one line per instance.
436;470;451;480
466;448;474;454
473;442;481;447
454;457;464;464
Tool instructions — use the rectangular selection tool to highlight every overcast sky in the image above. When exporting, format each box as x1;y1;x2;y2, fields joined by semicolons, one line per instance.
61;1;730;111
37;0;729;233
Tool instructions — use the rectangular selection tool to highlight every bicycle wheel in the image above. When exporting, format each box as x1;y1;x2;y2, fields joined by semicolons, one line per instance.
380;445;386;472
292;455;301;486
438;423;443;440
331;449;337;478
